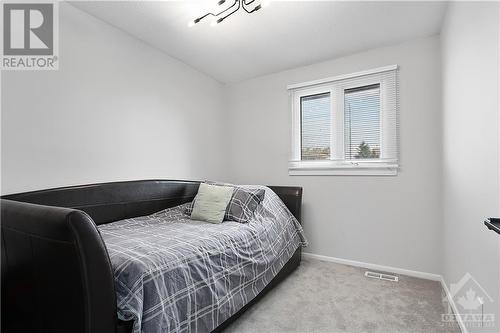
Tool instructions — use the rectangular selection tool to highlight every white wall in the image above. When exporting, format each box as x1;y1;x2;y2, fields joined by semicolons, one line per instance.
1;3;227;194
441;2;500;330
226;36;443;274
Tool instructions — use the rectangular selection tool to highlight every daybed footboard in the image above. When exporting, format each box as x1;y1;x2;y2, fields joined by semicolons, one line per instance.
1;199;118;333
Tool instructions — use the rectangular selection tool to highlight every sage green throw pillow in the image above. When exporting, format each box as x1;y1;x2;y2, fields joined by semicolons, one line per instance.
191;183;234;224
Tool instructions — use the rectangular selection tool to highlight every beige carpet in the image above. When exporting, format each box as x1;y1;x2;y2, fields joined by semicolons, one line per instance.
224;257;460;333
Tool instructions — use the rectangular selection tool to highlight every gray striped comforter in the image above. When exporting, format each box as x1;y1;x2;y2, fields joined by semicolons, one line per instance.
98;186;307;333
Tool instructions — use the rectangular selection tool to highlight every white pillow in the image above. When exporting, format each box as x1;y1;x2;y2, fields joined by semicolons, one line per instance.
190;183;234;224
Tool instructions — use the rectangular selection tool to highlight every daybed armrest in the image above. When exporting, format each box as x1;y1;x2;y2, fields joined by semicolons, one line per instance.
267;186;303;223
1;199;117;333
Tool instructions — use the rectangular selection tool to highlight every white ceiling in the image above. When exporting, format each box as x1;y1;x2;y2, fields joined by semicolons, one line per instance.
72;1;448;83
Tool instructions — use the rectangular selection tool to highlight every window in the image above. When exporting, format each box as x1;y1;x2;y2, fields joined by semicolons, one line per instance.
301;92;331;160
289;65;399;175
344;84;380;160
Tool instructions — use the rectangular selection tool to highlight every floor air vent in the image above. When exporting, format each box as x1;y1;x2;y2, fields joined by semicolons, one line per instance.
364;271;399;282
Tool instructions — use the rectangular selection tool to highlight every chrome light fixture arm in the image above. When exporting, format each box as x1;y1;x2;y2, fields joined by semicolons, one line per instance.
190;0;239;25
189;0;265;26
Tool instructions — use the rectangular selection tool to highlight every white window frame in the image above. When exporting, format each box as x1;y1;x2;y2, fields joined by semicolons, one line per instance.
289;65;399;176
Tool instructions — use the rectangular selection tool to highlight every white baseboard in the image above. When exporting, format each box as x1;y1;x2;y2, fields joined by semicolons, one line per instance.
302;252;466;333
302;252;441;281
440;276;468;333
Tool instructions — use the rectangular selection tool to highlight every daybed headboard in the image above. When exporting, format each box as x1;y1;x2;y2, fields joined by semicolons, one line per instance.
2;180;303;224
2;180;200;225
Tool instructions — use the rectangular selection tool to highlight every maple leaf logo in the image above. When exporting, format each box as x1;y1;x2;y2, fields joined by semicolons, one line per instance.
457;288;481;310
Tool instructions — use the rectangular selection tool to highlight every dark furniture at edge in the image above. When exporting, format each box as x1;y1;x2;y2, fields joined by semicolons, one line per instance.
1;180;303;333
484;218;500;235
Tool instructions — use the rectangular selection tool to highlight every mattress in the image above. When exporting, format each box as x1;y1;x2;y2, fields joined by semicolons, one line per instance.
98;185;307;333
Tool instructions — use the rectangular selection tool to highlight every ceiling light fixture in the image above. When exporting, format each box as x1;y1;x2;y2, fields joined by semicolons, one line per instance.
188;0;268;27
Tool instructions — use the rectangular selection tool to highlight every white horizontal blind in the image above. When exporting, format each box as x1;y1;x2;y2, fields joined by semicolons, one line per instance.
344;84;381;160
337;69;398;162
301;93;331;160
380;69;399;162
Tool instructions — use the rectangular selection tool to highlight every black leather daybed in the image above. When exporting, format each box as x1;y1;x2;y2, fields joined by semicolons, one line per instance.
1;180;303;333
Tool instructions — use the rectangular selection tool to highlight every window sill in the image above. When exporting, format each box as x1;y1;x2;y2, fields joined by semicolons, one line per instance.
288;161;398;176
